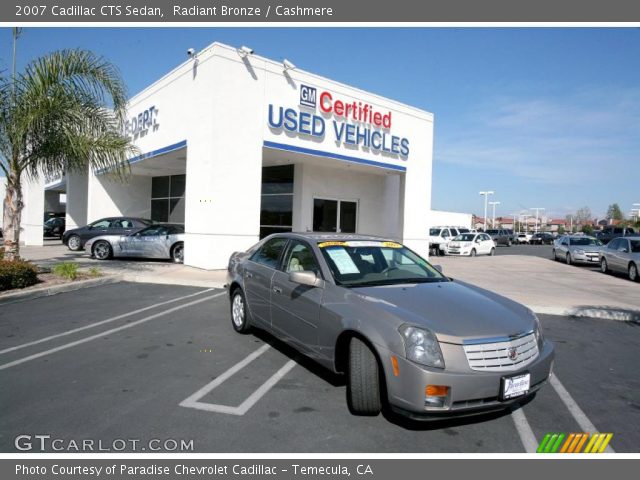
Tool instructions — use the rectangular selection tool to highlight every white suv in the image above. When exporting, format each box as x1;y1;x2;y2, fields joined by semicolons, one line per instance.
428;226;468;255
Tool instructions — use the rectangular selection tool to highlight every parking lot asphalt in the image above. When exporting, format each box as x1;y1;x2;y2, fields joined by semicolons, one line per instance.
1;282;637;453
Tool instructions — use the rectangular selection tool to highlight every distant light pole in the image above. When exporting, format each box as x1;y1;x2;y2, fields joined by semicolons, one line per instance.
520;214;531;234
489;201;501;228
531;207;545;234
479;191;494;231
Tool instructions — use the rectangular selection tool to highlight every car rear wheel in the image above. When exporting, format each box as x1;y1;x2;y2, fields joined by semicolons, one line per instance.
470;248;477;257
67;235;81;251
171;242;184;263
230;289;251;333
566;253;572;265
92;240;112;260
507;239;512;247
347;337;381;416
600;258;609;274
629;263;638;282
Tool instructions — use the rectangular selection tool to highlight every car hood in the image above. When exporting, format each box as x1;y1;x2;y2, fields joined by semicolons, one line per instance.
352;280;535;345
569;245;602;253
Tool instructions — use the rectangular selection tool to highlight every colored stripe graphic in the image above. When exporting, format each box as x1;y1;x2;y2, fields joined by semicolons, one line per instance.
538;433;613;453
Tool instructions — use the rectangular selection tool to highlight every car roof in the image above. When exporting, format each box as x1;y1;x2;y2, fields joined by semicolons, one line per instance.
269;232;395;243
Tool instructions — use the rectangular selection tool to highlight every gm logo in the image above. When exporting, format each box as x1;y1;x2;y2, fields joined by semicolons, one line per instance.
300;84;316;108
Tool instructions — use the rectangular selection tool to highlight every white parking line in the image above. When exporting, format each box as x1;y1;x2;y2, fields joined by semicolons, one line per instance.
0;292;225;372
0;288;216;356
510;408;538;453
549;373;615;453
180;344;297;416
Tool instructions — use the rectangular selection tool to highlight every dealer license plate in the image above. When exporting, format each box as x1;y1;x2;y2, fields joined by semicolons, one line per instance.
501;373;530;400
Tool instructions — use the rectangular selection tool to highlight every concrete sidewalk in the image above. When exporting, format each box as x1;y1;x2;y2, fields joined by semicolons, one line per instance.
15;243;640;320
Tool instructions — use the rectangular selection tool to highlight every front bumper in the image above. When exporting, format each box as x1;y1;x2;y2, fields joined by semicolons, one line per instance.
376;339;554;420
571;252;600;264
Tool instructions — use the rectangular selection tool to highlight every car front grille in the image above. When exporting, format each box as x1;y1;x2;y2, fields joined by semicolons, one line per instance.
463;333;539;372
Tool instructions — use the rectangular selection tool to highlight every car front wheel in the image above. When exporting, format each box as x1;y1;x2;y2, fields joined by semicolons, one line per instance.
566;253;572;265
629;263;638;282
470;248;477;257
347;337;382;416
490;247;496;256
92;240;112;260
600;258;609;274
230;289;251;333
67;235;81;251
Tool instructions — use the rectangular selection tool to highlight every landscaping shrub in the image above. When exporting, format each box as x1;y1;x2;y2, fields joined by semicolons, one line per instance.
0;260;39;291
52;262;79;281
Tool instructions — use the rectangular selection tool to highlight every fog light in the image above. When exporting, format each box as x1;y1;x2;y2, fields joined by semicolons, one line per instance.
425;385;449;408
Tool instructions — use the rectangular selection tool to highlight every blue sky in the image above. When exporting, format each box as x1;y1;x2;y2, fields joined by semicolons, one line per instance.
2;28;639;220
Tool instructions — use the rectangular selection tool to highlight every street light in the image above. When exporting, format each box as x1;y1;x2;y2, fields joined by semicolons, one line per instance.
479;191;494;232
489;201;501;228
520;214;531;234
530;207;545;234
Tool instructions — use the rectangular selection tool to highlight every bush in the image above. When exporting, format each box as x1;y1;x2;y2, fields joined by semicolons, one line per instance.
0;260;39;291
88;266;101;277
52;262;79;281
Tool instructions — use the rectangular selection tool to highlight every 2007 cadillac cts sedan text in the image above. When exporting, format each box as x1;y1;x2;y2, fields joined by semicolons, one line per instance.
226;233;554;420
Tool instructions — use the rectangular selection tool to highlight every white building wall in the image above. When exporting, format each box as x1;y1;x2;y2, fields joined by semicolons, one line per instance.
22;176;45;246
428;210;473;229
66;171;88;230
87;174;152;222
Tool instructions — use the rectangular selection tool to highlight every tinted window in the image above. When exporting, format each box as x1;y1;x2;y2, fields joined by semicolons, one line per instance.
429;228;442;236
631;240;640;253
608;239;620;250
282;241;320;275
137;225;170;236
250;237;288;269
618;239;630;251
90;219;111;229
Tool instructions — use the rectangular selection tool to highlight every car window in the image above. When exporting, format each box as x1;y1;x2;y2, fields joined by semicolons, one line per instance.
429;228;441;236
112;219;134;228
282;241;321;275
442;229;450;238
168;225;185;235
631;240;640;253
136;225;170;236
608;239;620;250
618;239;630;252
250;237;288;269
454;234;476;242
90;219;111;229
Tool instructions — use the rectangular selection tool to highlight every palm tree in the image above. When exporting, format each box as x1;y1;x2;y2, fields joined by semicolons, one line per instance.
1;48;137;260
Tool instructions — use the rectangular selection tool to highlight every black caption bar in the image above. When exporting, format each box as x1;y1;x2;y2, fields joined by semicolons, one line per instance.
2;459;639;480
4;0;640;22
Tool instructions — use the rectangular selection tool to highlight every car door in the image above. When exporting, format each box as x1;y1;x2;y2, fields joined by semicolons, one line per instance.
613;239;631;272
481;234;493;254
558;237;569;257
243;237;288;329
135;225;171;258
83;219;111;242
270;240;324;352
604;239;620;271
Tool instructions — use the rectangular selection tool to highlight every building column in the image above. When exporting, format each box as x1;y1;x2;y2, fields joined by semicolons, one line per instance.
22;176;45;246
66;170;88;230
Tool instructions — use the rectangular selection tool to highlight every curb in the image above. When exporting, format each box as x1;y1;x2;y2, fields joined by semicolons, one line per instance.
120;274;226;289
0;275;123;306
529;305;640;322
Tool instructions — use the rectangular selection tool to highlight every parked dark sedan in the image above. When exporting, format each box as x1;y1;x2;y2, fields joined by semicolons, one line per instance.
43;217;65;238
530;232;554;245
62;217;153;251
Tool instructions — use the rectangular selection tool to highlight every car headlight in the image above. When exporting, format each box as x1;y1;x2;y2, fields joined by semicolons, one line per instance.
398;325;445;369
574;249;586;255
530;312;544;350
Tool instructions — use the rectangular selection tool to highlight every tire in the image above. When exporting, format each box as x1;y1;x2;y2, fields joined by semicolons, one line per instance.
470;248;477;257
230;288;251;333
566;253;572;265
552;249;557;261
92;240;112;260
507;239;512;247
490;247;496;256
347;337;382;416
629;263;638;282
67;234;81;251
600;258;609;274
171;242;184;263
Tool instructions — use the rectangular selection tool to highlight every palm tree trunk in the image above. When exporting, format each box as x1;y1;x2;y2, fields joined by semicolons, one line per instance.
2;174;23;261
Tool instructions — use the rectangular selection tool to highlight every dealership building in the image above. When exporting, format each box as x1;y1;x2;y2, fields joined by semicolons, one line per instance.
21;42;434;270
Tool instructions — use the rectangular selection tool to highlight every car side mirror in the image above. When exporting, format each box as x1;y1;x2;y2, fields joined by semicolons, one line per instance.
433;265;443;273
621;248;629;253
289;270;321;287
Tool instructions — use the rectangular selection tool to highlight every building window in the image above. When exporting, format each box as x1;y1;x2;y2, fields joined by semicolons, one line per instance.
260;165;293;239
151;174;185;223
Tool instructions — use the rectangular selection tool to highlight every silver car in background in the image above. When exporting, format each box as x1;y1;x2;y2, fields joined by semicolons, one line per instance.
599;236;640;282
553;235;603;265
85;223;185;263
226;233;554;421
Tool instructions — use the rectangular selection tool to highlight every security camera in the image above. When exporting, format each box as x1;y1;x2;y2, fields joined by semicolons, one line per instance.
187;48;196;58
237;46;254;57
283;59;296;72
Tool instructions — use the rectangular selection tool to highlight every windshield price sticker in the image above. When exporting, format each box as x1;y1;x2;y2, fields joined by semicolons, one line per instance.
325;248;361;274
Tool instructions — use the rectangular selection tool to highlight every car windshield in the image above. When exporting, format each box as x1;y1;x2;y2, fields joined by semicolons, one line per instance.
458;228;469;233
318;241;447;287
453;234;476;242
429;228;441;236
44;218;59;226
631;240;640;253
570;237;602;246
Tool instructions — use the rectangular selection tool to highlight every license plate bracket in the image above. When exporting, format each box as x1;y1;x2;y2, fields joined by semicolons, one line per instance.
500;372;531;401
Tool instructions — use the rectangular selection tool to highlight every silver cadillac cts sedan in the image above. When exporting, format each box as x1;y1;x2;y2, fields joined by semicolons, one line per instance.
226;233;554;420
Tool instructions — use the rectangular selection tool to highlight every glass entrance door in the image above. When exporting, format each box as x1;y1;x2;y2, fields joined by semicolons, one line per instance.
313;198;357;233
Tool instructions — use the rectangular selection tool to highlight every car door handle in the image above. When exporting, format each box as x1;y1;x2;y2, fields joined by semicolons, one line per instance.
273;286;282;294
245;272;253;279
